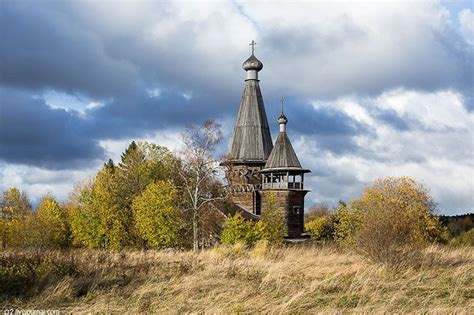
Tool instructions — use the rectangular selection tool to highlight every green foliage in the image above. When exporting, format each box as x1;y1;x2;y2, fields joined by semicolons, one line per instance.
449;229;474;246
69;185;105;249
69;142;178;249
305;215;335;242
258;193;286;244
132;181;186;248
221;194;286;247
220;213;259;247
37;196;71;248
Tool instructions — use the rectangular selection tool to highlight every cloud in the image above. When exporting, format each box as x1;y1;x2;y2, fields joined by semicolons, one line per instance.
0;2;139;98
0;1;473;214
459;8;474;45
0;87;105;169
297;88;474;213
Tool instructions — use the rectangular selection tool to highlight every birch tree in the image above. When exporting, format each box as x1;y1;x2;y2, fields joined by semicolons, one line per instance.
178;120;224;251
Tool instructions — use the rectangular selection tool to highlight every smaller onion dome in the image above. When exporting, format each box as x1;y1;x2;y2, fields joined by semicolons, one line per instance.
278;113;288;125
242;54;263;71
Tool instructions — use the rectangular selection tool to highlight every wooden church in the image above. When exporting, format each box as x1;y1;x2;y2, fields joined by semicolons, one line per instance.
223;42;311;238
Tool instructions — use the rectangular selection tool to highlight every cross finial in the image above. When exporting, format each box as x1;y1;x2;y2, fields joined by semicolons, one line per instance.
250;40;256;55
280;96;285;114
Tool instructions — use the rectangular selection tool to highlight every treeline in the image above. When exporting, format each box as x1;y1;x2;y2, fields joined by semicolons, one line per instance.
1;121;472;263
0;121;229;250
301;177;473;265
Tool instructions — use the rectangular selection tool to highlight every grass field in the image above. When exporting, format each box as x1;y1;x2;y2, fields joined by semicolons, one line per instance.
1;244;473;313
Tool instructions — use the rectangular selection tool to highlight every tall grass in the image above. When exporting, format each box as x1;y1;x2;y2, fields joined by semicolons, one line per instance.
1;245;472;313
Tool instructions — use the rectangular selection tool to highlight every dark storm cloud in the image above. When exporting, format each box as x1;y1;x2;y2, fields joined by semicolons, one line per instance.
0;1;472;194
275;98;367;154
0;87;105;169
0;2;138;98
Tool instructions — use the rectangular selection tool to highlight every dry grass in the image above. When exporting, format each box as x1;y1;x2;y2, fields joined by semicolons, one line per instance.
1;244;473;313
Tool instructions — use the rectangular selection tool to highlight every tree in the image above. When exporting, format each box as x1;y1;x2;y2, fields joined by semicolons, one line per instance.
352;177;445;265
132;181;186;248
1;187;32;218
177;120;224;251
69;142;178;249
37;195;70;247
0;187;33;248
305;203;332;222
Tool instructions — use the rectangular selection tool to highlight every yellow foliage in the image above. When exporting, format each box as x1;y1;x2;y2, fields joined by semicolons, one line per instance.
37;196;70;247
353;177;445;266
132;181;185;248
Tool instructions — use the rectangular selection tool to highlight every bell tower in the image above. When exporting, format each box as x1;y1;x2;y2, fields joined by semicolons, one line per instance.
260;99;311;238
224;41;273;215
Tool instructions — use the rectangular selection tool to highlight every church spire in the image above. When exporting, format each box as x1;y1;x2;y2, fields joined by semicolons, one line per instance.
229;41;273;162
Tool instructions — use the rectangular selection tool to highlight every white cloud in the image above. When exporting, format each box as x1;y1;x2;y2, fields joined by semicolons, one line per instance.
0;162;99;205
459;8;474;44
298;88;474;214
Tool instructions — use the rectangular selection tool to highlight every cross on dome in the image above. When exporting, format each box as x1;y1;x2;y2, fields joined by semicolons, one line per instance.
250;40;256;55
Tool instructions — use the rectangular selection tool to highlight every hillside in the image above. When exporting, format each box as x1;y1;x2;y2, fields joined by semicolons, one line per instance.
1;245;473;313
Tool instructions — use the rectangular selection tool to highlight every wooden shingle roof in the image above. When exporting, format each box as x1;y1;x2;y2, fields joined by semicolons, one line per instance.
229;66;273;162
262;130;303;171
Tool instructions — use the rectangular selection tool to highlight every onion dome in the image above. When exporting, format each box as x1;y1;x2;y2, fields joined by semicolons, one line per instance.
242;54;263;71
278;113;288;126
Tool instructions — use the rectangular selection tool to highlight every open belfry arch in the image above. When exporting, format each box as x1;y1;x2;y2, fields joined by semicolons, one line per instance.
223;41;311;238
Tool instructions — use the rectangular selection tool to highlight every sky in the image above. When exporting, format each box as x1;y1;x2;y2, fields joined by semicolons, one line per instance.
0;0;473;215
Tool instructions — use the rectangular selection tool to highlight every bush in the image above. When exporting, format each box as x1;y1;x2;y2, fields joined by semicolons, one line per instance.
353;177;445;266
220;213;259;247
333;203;361;246
305;215;335;243
257;194;286;244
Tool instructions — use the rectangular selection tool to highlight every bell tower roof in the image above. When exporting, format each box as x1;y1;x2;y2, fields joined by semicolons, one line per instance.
261;99;310;173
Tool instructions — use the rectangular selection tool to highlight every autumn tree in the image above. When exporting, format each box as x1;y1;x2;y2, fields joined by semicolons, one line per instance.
69;142;177;249
0;187;32;218
333;202;361;246
69;177;107;248
132;181;186;248
37;195;71;247
305;215;335;243
177;120;224;251
353;177;446;265
0;187;33;248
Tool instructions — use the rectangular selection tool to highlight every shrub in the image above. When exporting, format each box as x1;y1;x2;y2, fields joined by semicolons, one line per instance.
353;177;445;266
220;213;259;247
257;193;286;244
333;203;361;246
305;215;335;243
